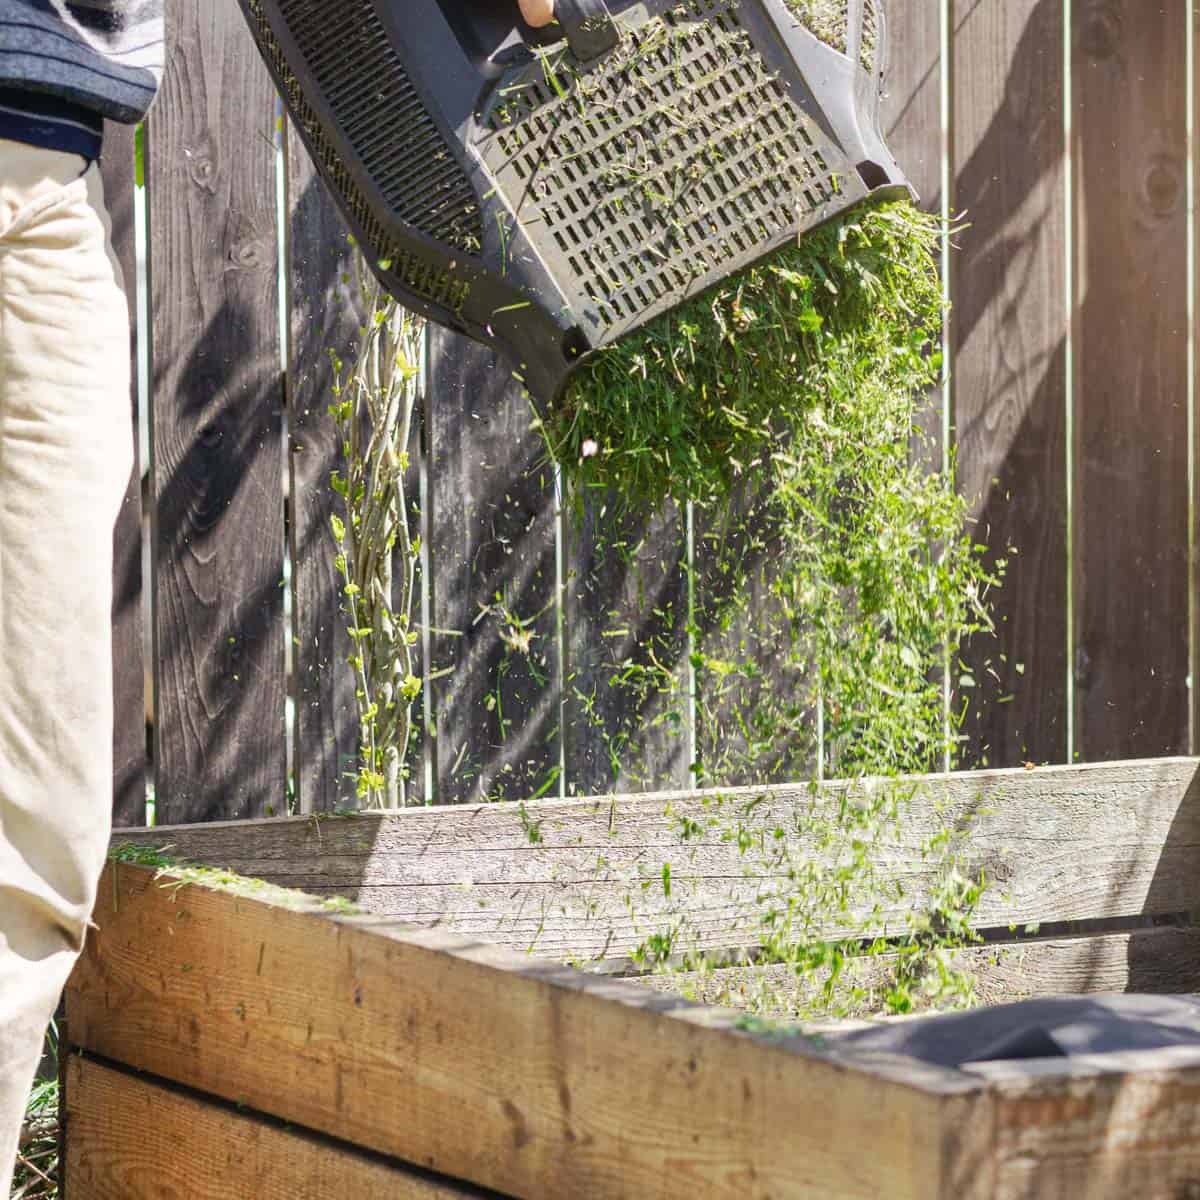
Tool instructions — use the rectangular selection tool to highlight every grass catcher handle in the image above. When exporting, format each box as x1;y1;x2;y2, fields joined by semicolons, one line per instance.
556;0;620;61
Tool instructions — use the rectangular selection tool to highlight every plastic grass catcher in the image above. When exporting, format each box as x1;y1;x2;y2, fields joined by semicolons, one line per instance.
241;0;914;403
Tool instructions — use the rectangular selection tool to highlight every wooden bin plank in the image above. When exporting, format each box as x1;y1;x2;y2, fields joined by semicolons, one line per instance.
67;863;987;1200
1071;0;1190;760
109;758;1200;961
951;0;1068;768
63;1055;490;1198
973;1048;1200;1199
637;929;1200;1013
427;329;561;804
146;0;286;822
102;121;146;827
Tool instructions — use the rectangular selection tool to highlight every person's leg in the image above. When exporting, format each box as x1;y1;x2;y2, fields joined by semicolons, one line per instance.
0;139;132;1194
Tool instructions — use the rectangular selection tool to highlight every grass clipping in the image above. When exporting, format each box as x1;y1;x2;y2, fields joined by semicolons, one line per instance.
538;191;995;1011
547;200;943;513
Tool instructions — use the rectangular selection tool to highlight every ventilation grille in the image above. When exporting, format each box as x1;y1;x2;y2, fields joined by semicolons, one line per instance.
480;0;841;332
273;0;481;252
245;0;475;315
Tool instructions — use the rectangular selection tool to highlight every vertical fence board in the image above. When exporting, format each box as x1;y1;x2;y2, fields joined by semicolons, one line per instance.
884;0;944;468
284;125;363;813
1072;0;1190;761
427;334;561;803
694;486;805;787
884;2;942;211
103;123;145;826
952;0;1068;768
562;498;691;796
1194;0;1200;760
147;0;286;822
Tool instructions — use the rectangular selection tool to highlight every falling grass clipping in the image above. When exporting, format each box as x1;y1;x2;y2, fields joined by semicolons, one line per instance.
521;3;1002;1015
545;201;944;513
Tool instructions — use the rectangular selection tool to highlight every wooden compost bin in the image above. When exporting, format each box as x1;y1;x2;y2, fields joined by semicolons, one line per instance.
65;758;1200;1198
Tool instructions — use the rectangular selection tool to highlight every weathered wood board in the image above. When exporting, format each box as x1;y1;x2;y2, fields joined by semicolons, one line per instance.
426;328;561;805
63;1055;489;1198
68;862;983;1200
970;1048;1200;1199
101;121;146;829
640;929;1200;1014
562;498;692;796
284;119;365;815
1072;0;1190;761
66;860;1200;1199
112;758;1200;963
146;0;286;822
952;0;1069;768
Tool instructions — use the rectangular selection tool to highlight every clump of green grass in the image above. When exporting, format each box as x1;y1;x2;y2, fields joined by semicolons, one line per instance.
546;201;942;512
537;193;999;1016
107;843;361;916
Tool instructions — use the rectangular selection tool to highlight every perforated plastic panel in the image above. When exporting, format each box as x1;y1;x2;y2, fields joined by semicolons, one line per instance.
241;0;911;403
244;0;477;312
477;0;844;335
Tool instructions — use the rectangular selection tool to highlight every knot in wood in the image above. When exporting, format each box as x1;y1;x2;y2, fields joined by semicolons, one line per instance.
198;423;224;450
229;238;265;270
1077;0;1121;62
1142;154;1183;219
982;855;1014;885
186;152;217;193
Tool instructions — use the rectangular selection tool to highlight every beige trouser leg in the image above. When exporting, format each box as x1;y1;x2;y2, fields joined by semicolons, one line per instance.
0;139;132;1195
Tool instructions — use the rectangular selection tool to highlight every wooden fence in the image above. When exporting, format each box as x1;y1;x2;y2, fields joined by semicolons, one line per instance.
107;0;1200;826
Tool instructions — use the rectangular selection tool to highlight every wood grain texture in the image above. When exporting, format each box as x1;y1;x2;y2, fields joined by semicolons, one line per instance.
146;0;286;823
108;757;1200;963
884;0;942;204
284;121;365;813
63;1056;490;1199
883;0;945;471
426;328;560;804
693;483;813;787
67;862;985;1200
978;1049;1200;1199
635;929;1200;1013
102;121;146;827
1072;0;1190;761
952;0;1069;768
562;499;691;795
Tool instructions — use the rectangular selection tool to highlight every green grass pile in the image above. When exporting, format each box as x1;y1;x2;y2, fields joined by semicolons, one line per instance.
545;201;943;511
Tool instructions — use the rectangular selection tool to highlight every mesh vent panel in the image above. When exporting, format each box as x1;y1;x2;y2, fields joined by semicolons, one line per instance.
245;0;473;312
480;0;841;331
272;0;482;252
